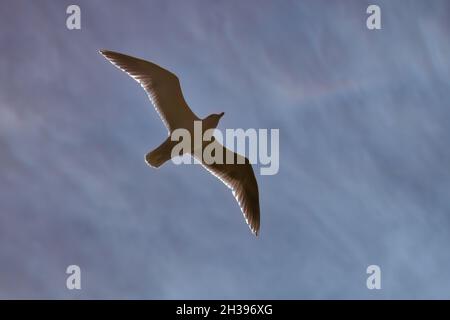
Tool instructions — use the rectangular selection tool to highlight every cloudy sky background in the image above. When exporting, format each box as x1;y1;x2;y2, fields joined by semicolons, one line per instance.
1;0;450;298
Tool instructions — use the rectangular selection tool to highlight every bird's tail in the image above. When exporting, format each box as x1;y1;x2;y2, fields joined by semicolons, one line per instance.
145;137;177;168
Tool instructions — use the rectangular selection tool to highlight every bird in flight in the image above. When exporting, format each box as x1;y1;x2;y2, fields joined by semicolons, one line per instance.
100;50;260;235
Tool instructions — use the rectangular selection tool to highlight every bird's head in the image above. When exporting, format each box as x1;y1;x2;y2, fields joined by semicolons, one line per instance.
204;112;225;129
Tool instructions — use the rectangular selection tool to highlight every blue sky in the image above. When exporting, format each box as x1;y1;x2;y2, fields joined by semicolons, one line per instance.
1;0;450;298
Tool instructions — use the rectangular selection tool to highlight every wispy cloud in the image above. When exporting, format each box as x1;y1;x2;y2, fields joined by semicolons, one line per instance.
1;0;450;298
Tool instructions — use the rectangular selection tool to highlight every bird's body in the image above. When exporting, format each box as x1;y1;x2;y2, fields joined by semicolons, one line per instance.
100;50;260;235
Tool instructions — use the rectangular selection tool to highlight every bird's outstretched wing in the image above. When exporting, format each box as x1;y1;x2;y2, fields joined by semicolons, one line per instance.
196;140;260;235
100;50;199;133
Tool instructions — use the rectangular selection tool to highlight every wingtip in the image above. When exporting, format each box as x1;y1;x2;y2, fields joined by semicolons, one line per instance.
99;50;116;59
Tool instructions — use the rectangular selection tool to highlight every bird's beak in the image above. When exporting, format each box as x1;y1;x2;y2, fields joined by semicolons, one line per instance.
219;112;225;118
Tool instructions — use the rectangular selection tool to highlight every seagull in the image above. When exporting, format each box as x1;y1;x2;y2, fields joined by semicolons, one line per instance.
100;50;260;235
